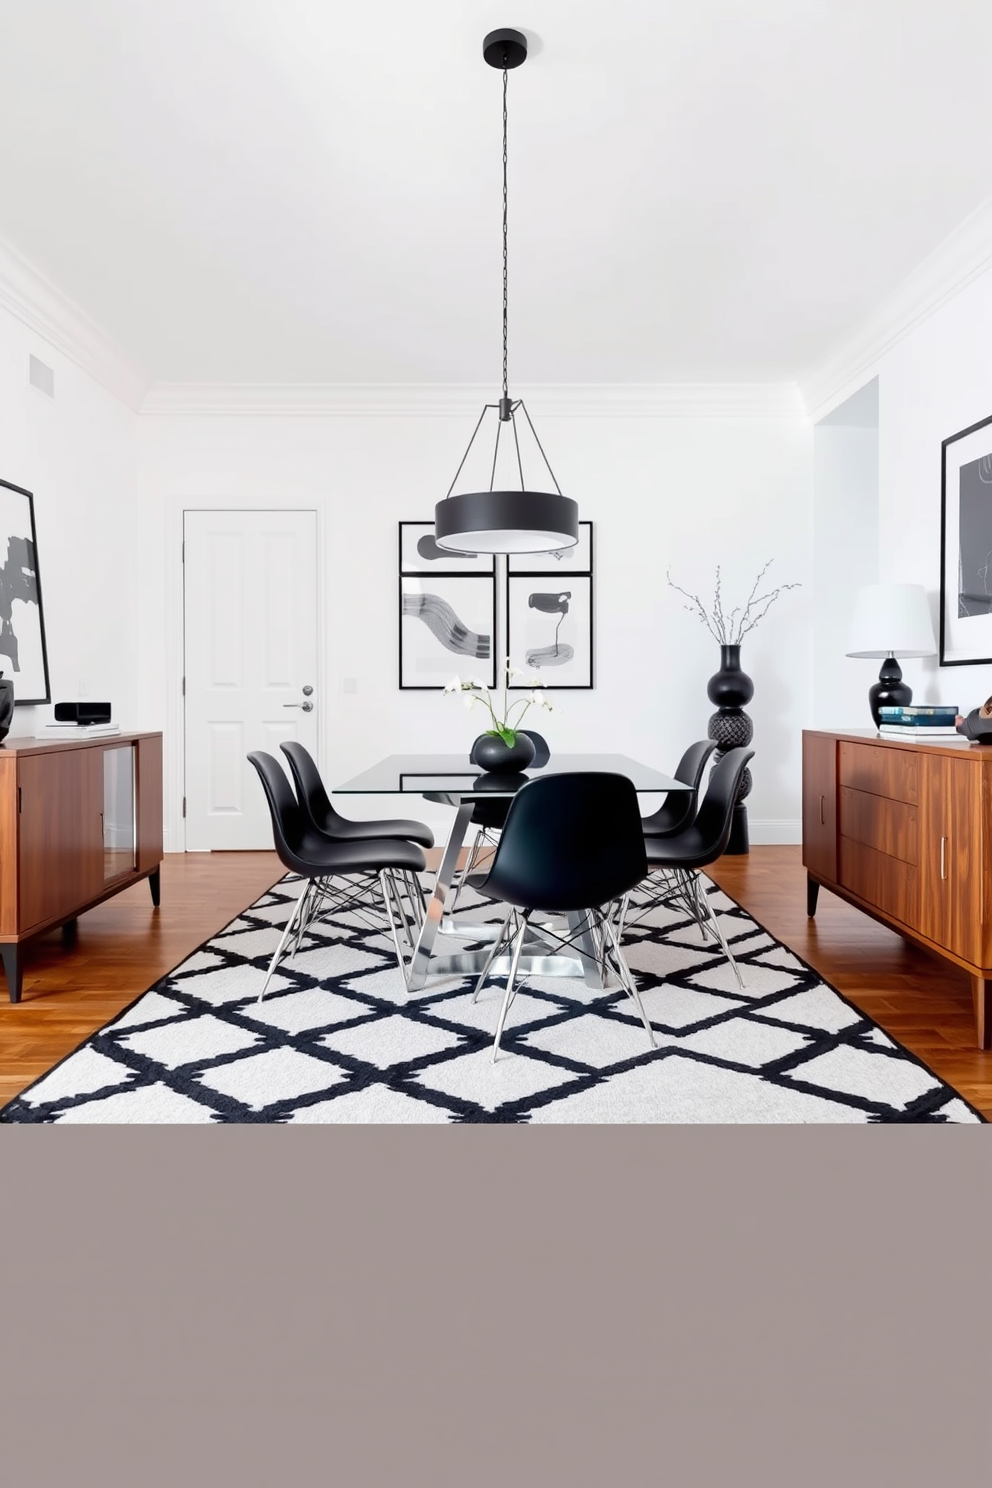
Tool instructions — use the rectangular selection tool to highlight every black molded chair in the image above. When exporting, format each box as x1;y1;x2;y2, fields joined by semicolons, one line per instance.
280;741;434;848
630;748;755;990
248;752;427;1001
451;731;551;907
466;771;655;1061
641;739;717;838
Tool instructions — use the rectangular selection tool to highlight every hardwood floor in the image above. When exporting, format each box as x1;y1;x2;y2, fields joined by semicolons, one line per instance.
1;845;989;1118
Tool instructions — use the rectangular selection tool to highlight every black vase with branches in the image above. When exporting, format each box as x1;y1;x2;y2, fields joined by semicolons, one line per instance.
668;561;800;856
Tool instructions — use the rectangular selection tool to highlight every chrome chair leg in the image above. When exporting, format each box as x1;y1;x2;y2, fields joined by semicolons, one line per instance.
471;907;514;1002
693;872;745;989
493;911;530;1062
602;912;656;1048
259;879;314;1003
379;870;411;982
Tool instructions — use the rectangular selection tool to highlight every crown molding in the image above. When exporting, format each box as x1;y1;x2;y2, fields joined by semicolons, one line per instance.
139;380;805;419
800;193;992;421
0;232;150;411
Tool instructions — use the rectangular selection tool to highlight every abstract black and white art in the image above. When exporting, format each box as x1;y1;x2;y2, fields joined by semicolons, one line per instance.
507;520;593;575
399;575;497;689
399;521;495;575
940;413;992;665
505;576;593;688
0;480;51;704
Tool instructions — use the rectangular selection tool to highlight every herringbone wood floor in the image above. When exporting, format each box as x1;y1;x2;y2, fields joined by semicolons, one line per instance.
1;846;989;1117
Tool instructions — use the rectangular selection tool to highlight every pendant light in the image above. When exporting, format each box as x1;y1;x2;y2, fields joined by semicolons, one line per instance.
434;28;579;556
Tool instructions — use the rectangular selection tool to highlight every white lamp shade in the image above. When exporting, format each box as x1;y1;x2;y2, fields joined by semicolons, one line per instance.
846;583;936;659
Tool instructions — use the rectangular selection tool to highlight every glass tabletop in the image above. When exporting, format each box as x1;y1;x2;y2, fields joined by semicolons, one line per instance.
334;753;691;797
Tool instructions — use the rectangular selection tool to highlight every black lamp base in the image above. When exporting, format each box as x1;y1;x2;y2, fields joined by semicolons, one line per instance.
868;656;912;727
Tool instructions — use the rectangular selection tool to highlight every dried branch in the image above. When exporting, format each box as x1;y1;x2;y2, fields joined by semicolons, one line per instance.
667;560;800;645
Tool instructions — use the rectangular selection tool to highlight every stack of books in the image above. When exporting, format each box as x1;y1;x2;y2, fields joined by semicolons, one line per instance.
878;705;960;738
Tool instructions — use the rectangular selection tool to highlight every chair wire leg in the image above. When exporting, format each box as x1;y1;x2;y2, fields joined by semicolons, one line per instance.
695;872;745;989
471;907;514;1002
258;879;313;1003
380;871;411;983
602;912;656;1048
493;912;530;1062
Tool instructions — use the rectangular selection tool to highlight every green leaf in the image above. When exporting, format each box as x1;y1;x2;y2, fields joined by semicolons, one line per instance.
497;728;517;745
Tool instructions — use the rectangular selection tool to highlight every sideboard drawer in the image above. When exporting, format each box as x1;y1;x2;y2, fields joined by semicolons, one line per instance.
839;787;919;865
838;838;919;927
838;742;919;805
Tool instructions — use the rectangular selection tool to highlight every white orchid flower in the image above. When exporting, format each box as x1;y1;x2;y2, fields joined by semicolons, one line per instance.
527;674;545;688
463;694;477;710
443;676;463;695
470;677;487;692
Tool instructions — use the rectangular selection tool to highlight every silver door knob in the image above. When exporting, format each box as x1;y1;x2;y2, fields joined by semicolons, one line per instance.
302;685;314;696
301;701;313;712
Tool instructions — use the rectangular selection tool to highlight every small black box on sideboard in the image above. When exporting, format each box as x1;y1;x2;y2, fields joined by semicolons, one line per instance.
54;702;112;725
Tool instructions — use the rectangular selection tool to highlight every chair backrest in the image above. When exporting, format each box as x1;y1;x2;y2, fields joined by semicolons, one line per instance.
691;748;755;859
247;751;307;872
675;738;717;790
520;729;551;767
280;741;335;830
482;772;648;912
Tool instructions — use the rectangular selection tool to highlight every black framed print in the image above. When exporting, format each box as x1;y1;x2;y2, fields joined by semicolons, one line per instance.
506;574;593;689
940;413;992;665
0;479;51;704
399;521;495;576
507;520;593;574
399;575;497;689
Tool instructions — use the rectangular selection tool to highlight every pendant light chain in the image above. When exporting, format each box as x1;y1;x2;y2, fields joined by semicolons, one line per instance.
502;63;509;401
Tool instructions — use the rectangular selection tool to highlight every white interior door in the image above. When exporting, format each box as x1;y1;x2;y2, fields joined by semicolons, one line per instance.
184;509;319;850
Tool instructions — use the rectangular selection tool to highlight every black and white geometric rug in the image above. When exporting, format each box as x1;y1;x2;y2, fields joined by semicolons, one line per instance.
1;876;983;1123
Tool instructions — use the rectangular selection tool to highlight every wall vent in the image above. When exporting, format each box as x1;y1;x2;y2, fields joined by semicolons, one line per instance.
29;354;55;398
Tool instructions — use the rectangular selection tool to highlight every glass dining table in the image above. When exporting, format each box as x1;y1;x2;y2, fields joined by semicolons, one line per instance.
334;753;692;992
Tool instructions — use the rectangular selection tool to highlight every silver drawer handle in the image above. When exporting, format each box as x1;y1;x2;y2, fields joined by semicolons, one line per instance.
940;836;947;880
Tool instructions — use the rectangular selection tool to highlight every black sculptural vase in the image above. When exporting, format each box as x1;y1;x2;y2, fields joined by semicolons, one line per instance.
706;644;753;854
0;672;13;744
472;732;536;773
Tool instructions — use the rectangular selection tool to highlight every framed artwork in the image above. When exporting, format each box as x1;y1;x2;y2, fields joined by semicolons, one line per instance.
506;574;593;689
399;574;497;689
0;479;51;704
940;414;992;665
398;521;495;575
507;520;593;574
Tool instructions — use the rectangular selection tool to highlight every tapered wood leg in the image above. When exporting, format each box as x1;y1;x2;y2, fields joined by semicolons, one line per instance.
149;867;161;908
62;919;79;941
806;874;820;917
2;944;22;1003
971;975;992;1050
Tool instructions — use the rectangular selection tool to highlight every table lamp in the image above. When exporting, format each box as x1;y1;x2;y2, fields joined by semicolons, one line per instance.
846;583;937;726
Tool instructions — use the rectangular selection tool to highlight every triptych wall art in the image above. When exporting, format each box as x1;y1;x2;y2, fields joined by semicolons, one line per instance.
398;520;593;691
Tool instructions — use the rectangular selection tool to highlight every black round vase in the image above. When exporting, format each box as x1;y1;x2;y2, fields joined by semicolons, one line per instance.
706;644;753;854
472;732;536;773
0;672;13;745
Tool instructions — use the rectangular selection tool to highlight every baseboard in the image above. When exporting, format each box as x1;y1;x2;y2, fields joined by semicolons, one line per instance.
746;819;802;845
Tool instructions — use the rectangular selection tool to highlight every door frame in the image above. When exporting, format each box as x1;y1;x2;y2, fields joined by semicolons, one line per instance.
165;499;325;853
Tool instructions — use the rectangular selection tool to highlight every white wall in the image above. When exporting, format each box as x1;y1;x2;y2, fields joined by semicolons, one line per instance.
869;263;992;710
136;402;812;848
812;381;879;728
0;303;138;738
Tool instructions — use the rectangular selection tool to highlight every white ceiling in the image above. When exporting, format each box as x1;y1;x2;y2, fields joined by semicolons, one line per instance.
2;0;992;386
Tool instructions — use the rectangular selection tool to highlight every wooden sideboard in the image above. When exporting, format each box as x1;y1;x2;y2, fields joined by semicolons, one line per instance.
803;728;992;1048
0;732;163;1002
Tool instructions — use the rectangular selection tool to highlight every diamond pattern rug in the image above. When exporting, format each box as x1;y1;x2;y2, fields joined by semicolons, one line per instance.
1;877;982;1123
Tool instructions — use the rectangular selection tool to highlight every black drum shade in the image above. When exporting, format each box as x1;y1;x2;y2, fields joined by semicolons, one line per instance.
435;490;578;556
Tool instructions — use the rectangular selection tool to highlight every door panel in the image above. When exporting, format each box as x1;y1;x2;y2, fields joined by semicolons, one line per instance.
17;750;103;931
919;754;982;962
802;733;837;883
184;510;319;850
